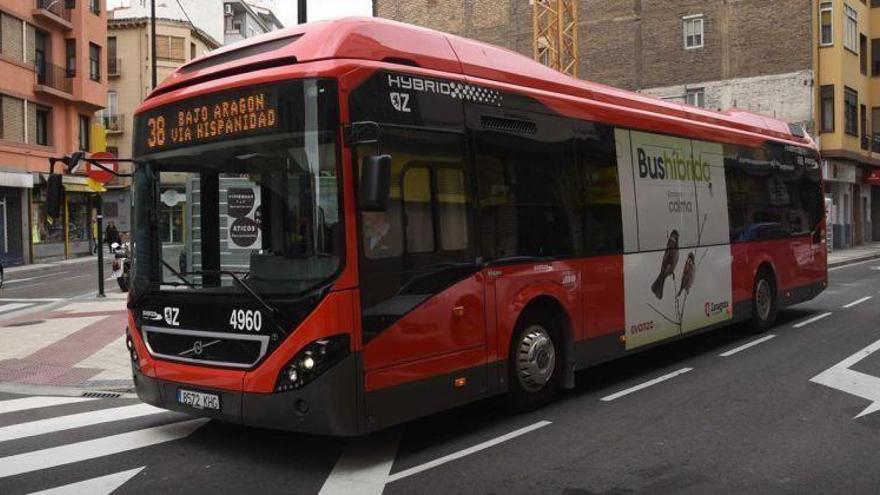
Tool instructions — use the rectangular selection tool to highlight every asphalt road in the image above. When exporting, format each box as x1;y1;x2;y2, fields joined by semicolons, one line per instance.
0;256;118;318
2;259;880;494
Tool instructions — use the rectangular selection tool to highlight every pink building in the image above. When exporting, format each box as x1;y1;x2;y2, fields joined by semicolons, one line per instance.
0;0;107;264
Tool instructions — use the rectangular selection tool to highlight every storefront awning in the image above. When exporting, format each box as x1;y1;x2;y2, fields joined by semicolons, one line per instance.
62;177;107;193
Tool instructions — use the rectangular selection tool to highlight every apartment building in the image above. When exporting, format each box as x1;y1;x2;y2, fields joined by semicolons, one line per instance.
104;11;220;237
0;0;107;264
815;0;880;248
223;0;284;45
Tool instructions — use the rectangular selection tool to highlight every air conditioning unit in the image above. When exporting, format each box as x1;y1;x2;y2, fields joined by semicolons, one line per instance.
224;4;233;15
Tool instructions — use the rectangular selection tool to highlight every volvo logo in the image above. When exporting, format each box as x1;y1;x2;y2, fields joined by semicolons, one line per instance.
178;339;220;358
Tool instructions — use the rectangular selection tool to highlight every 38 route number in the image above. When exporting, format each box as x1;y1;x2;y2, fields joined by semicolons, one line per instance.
229;309;262;332
147;116;166;148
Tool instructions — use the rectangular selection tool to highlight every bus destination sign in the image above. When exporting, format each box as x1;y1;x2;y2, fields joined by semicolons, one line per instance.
138;89;279;154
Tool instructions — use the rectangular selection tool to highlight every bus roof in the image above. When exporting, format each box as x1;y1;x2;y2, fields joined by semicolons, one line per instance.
151;16;813;148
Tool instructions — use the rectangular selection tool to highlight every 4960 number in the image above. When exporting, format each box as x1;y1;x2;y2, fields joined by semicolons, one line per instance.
229;309;262;332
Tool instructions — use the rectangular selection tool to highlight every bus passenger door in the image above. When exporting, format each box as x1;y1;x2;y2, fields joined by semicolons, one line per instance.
356;128;488;428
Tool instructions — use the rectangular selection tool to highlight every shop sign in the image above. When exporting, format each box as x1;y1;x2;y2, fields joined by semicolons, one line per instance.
863;169;880;186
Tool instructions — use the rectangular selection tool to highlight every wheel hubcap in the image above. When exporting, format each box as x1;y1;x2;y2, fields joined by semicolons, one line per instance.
516;325;556;392
756;279;772;321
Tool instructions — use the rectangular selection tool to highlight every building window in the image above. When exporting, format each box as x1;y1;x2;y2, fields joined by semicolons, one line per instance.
861;34;868;74
65;39;76;77
872;107;880;152
873;38;880;75
685;88;705;108
89;43;100;81
844;4;858;52
35;107;49;146
820;2;834;45
155;35;185;62
89;0;100;14
107;36;118;75
821;85;835;133
861;104;869;149
683;15;704;49
190;42;196;60
78;115;90;151
844;87;858;136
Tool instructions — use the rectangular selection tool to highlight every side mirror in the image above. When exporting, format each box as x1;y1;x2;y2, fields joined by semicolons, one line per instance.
46;174;64;219
359;154;392;212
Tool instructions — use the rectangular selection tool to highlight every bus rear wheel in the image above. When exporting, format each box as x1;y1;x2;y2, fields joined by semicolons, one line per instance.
750;269;777;332
507;311;561;411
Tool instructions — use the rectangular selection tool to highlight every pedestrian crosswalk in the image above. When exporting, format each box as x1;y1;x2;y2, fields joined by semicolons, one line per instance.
0;393;206;494
0;300;54;318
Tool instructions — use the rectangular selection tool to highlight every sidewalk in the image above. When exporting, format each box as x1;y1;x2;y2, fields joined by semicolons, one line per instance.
0;293;131;392
828;242;880;268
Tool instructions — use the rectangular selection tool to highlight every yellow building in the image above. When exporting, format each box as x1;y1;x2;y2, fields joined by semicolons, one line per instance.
815;0;880;248
100;14;220;236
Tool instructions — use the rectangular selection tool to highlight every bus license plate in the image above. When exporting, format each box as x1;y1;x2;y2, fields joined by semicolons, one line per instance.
177;389;220;411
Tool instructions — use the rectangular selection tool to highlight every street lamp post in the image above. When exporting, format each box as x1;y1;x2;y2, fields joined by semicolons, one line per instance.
151;0;157;89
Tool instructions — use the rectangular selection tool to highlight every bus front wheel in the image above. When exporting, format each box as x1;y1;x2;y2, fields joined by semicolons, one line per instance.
750;269;777;332
507;310;561;411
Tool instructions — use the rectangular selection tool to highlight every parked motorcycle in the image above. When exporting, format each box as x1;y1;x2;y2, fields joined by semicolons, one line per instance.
111;242;130;292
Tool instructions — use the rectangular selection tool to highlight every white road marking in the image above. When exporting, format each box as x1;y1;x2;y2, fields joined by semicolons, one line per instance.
386;420;552;483
0;396;95;415
811;337;880;419
28;466;145;495
0;302;32;314
792;312;833;328
0;298;63;303
0;418;208;479
318;429;400;495
0;403;166;442
843;296;872;308
5;273;66;284
601;368;693;402
719;335;776;357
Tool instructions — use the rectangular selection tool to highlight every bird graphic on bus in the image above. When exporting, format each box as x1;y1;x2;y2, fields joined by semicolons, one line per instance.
651;230;679;299
676;252;696;298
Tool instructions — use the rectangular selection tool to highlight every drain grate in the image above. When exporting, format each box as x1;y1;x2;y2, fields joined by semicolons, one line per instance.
5;320;45;327
81;391;122;399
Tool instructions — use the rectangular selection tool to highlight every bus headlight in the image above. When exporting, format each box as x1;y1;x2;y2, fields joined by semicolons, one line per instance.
275;334;350;392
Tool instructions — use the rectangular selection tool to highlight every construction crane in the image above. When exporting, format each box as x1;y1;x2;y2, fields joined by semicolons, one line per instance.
532;0;579;77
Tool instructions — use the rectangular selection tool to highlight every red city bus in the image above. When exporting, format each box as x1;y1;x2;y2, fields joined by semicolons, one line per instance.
126;18;827;435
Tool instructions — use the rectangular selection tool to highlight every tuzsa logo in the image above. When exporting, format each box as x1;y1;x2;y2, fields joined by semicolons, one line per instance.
637;148;712;183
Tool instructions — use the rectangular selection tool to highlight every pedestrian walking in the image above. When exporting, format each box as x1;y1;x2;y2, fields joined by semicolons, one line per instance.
105;222;119;253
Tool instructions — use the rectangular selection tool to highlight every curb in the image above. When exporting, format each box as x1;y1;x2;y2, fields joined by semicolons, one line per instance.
6;256;111;276
828;252;880;269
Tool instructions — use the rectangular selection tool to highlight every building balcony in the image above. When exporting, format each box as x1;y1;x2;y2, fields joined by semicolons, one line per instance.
872;136;880;154
108;58;121;77
32;0;73;31
102;115;124;134
34;61;74;99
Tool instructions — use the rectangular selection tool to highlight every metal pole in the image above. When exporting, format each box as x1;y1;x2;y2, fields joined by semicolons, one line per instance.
96;195;105;298
298;0;307;24
151;0;157;89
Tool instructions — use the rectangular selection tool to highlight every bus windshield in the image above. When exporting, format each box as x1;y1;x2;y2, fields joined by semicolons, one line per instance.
130;79;342;298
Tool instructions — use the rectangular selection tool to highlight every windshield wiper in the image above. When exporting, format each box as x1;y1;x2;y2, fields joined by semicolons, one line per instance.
161;259;196;288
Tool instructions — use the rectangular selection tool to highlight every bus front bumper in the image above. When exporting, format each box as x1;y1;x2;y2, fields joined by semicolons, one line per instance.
132;353;363;436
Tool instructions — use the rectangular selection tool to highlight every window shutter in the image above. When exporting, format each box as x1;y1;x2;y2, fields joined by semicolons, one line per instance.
170;37;184;61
